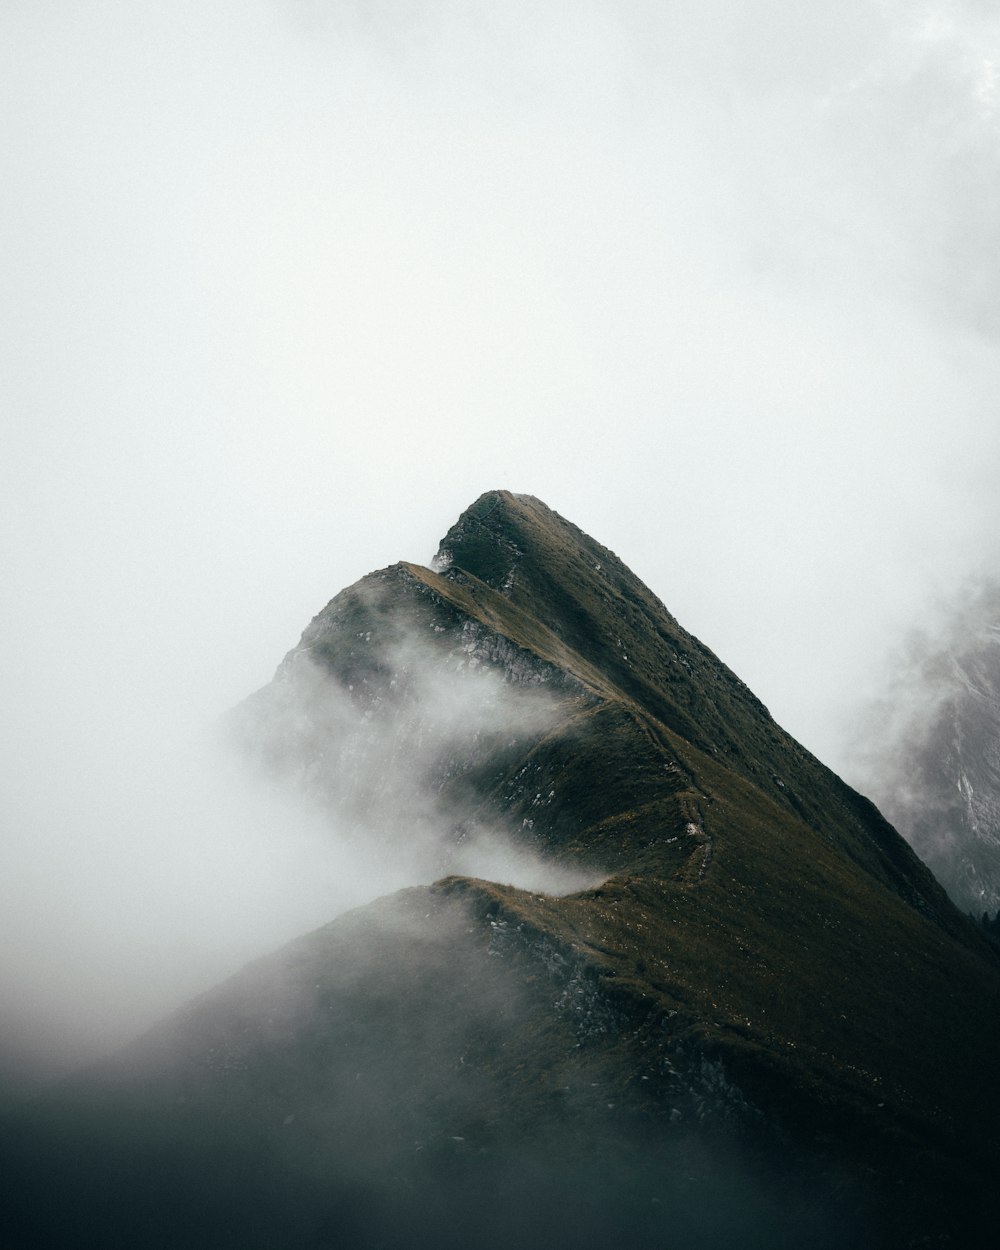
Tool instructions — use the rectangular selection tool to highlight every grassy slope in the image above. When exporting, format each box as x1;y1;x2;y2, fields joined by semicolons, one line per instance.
5;491;998;1249
434;492;960;912
252;486;1000;1234
408;491;1000;1233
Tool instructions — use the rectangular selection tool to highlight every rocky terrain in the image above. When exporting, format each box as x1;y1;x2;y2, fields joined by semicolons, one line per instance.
854;580;1000;919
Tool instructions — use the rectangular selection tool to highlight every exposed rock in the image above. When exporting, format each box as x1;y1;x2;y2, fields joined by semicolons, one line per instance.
855;580;1000;917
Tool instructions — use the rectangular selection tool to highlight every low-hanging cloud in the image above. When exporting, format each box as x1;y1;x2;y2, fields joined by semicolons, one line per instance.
0;586;601;1096
232;617;602;896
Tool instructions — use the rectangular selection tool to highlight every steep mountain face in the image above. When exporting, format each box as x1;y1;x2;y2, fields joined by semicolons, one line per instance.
853;580;1000;918
4;491;1000;1250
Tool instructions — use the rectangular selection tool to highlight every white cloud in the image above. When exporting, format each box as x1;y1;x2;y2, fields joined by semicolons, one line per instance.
3;0;1000;1080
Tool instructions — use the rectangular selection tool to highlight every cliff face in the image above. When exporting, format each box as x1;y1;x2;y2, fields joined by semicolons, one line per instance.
4;491;999;1250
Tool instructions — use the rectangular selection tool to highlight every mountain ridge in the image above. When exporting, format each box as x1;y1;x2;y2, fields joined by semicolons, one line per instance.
421;492;966;924
3;490;999;1249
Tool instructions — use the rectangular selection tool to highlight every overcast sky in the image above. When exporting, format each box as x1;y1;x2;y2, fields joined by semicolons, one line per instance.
3;0;1000;1080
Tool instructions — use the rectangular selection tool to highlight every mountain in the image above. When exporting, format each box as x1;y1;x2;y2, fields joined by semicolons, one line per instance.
4;491;1000;1249
852;579;1000;919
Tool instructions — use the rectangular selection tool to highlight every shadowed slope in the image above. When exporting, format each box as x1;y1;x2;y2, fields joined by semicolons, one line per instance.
435;492;958;914
3;491;999;1249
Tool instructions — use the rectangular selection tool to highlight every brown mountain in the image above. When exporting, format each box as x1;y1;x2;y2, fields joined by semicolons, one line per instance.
4;491;999;1249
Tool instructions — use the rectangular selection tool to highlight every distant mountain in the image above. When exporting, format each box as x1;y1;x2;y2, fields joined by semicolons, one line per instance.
3;492;999;1250
853;579;1000;919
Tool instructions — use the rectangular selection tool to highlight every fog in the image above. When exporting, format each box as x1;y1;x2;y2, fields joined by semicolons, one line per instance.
0;599;601;1093
3;0;1000;1087
232;621;603;898
846;575;1000;914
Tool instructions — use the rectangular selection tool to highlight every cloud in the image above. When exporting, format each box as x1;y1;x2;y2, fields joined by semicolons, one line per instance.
3;0;1000;1082
233;620;601;897
0;574;599;1094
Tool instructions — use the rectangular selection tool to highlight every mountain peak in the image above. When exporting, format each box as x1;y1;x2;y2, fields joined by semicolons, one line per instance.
7;493;1000;1249
434;489;574;582
436;490;632;590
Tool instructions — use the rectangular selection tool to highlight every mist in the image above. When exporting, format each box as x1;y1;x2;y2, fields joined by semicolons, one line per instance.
4;1;1000;1088
845;575;1000;915
231;616;604;898
2;880;866;1250
0;589;600;1096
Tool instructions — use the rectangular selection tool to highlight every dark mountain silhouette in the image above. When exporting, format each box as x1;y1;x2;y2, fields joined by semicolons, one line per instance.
3;491;999;1249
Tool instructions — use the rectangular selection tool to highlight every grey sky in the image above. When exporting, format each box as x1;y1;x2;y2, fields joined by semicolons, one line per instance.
3;0;999;1079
